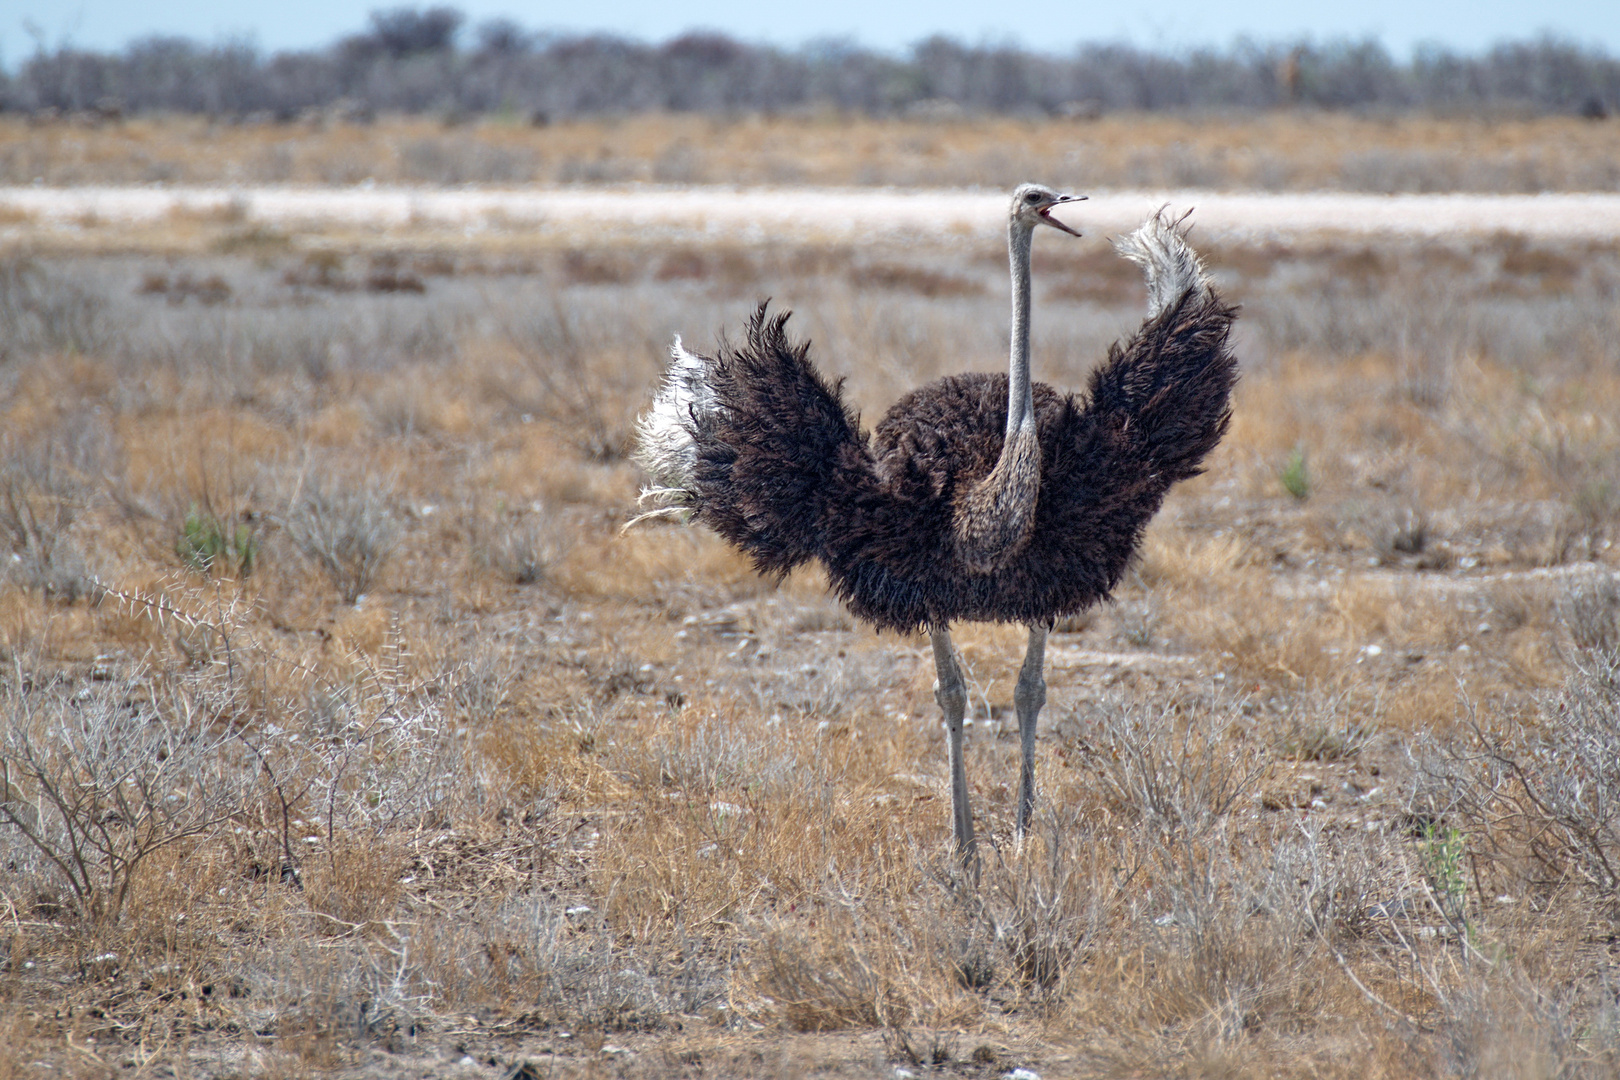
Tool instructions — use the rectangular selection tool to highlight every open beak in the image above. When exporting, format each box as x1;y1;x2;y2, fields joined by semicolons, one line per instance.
1039;193;1087;237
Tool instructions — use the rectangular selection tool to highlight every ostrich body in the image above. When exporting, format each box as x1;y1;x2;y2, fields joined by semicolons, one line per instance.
635;185;1238;861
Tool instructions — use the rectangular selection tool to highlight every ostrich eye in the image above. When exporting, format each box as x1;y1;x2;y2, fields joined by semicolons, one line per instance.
1024;191;1042;204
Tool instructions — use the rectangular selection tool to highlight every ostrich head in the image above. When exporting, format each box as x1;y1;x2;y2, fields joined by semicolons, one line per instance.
1009;182;1085;236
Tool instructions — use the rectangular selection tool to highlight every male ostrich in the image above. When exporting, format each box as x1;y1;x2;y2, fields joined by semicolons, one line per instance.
634;185;1238;861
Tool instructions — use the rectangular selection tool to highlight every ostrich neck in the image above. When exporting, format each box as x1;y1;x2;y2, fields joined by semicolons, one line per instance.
953;218;1042;575
1006;221;1036;435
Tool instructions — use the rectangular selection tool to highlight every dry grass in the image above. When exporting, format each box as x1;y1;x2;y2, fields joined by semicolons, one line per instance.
1;189;1619;1078
3;111;1620;192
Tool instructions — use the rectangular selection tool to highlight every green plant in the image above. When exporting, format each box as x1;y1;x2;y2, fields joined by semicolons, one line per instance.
1280;446;1310;501
1421;822;1469;923
177;504;258;576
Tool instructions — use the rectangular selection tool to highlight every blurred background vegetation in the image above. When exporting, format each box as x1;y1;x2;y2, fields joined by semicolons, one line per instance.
3;5;1617;122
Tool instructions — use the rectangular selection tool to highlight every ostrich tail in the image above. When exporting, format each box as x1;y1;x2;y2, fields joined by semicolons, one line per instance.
1113;209;1212;320
628;336;716;527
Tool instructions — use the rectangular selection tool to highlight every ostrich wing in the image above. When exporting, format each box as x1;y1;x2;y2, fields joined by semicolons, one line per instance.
684;304;889;580
1024;287;1240;614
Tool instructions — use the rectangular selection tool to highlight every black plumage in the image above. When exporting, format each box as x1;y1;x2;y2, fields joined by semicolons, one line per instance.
681;290;1238;634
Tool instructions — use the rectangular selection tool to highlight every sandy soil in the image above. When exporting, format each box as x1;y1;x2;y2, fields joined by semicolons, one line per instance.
6;185;1620;244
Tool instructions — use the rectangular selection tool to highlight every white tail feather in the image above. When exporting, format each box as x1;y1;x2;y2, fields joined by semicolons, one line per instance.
1113;210;1212;319
629;336;718;526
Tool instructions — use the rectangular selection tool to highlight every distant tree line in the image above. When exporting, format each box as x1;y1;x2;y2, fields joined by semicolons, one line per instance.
4;6;1617;119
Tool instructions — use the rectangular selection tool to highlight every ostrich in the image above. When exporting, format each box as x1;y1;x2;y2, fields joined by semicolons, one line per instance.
633;185;1238;862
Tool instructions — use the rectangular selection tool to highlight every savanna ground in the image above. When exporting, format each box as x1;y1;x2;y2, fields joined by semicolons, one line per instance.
3;115;1620;1079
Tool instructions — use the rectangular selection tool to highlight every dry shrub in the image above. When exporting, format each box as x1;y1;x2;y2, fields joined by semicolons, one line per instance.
1277;689;1375;762
244;927;437;1053
1160;572;1334;686
281;465;399;603
366;376;441;437
495;294;660;462
645;711;802;796
0;422;118;602
282;250;351;292
978;807;1112;997
1329;577;1461;649
0;665;252;924
756;916;918;1031
1088;691;1262;834
477;713;607;803
562;249;635;286
304;840;409;933
138;270;232;305
654;246;759;292
1074;692;1347;1039
752;866;983;1034
594;788;785;941
410;896;706;1029
1558;573;1620;654
1132;831;1342;1042
1437;974;1620;1080
1421;651;1620;902
470;504;572;585
1551;463;1620;566
0;255;107;361
1135;526;1256;590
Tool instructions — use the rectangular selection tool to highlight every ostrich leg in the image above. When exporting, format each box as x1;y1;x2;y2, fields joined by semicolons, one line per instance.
1013;624;1048;841
929;625;976;864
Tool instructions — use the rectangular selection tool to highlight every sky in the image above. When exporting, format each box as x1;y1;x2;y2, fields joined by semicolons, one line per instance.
4;0;1620;62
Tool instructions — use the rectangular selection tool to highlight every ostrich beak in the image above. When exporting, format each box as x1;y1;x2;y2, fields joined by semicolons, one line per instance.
1039;194;1086;237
